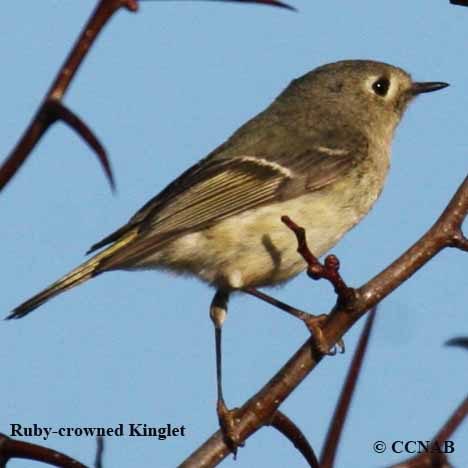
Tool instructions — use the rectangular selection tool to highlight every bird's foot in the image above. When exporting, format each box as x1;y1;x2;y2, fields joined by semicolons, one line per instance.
301;313;345;355
217;399;244;457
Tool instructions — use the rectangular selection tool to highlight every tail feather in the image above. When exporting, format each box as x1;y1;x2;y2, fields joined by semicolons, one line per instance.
6;231;137;320
6;261;98;320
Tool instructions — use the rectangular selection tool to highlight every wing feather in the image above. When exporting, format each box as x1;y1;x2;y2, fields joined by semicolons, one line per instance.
99;143;366;271
91;128;368;270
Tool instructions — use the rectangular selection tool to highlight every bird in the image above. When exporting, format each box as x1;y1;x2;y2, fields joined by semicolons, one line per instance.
6;59;448;447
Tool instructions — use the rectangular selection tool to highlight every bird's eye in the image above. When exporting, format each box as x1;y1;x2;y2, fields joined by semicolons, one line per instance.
372;77;391;97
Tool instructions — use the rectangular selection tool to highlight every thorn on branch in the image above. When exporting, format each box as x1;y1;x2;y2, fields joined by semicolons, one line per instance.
445;336;468;351
141;0;295;11
95;436;104;468
48;101;115;191
123;0;139;11
0;0;137;192
230;0;296;11
270;411;320;468
450;0;468;7
281;215;355;307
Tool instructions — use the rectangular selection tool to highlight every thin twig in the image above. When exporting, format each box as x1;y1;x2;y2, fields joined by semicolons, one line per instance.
281;215;355;306
0;0;140;192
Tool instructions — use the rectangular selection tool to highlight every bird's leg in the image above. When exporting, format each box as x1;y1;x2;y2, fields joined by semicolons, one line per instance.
243;287;344;355
209;289;243;454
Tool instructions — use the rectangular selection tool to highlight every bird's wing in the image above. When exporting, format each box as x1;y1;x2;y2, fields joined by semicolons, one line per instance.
94;139;367;271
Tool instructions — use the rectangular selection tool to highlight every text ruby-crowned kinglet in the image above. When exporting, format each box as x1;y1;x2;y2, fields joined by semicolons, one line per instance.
7;59;447;442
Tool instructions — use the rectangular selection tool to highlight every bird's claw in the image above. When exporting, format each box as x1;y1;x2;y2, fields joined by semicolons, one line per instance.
302;313;345;355
217;400;244;457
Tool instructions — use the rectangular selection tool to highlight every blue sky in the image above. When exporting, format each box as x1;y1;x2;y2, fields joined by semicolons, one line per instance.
1;1;467;467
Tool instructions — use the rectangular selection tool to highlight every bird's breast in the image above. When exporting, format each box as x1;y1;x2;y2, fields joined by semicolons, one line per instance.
142;159;389;290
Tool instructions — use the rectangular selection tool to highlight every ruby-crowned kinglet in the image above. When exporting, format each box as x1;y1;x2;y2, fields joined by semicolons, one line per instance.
7;60;448;441
8;59;448;319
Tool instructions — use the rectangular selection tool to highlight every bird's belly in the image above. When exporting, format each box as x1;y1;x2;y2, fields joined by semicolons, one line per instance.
140;182;379;290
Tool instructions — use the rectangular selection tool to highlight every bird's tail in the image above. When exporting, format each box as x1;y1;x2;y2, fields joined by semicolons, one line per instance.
6;232;137;320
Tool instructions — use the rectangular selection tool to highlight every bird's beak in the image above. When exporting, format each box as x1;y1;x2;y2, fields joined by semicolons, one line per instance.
410;81;449;96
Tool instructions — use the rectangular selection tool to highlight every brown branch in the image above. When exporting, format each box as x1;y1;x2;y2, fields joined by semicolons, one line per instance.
0;433;89;468
0;0;139;192
450;0;468;7
269;411;319;468
320;307;377;468
179;175;468;467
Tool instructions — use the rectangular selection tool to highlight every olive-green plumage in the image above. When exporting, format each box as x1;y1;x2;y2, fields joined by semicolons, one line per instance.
7;60;448;319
